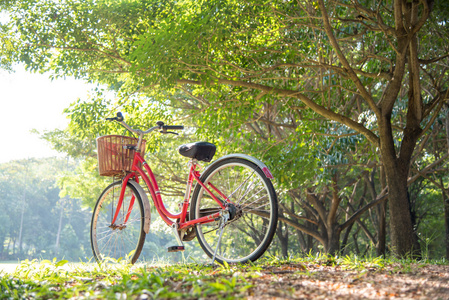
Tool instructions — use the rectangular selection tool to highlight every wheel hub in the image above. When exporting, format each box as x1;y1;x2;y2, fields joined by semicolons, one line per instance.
109;223;126;230
226;203;242;221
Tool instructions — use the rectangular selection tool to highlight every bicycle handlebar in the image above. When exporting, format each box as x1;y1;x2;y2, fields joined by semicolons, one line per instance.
165;125;184;130
107;112;184;136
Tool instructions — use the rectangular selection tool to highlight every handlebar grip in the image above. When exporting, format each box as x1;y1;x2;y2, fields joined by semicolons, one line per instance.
106;112;124;122
164;125;184;130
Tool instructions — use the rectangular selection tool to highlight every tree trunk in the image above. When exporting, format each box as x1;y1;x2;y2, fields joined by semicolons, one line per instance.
341;223;354;255
376;201;387;256
55;200;64;255
443;108;449;260
445;198;449;260
276;213;289;258
0;235;4;258
325;226;341;255
353;229;361;255
278;234;288;258
324;177;342;255
296;229;308;254
6;238;11;257
18;164;28;257
377;167;387;256
372;0;432;258
18;203;25;256
381;151;420;257
379;113;421;257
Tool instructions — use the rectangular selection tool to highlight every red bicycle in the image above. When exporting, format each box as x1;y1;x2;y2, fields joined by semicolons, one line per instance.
90;112;278;264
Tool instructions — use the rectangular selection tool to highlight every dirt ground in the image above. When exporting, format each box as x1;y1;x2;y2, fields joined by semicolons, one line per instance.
244;263;449;299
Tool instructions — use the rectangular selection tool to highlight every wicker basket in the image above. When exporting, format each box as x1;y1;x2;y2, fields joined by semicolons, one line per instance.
96;135;146;177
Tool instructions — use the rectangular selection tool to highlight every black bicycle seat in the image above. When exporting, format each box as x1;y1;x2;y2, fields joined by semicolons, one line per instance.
178;142;216;162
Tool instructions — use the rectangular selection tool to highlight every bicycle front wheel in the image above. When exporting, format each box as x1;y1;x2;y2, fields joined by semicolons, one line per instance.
91;181;146;264
190;158;278;264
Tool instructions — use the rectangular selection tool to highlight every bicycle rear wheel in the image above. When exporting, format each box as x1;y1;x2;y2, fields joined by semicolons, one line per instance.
91;181;146;264
190;158;278;264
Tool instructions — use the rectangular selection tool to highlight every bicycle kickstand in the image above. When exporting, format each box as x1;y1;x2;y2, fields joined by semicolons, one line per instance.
211;211;229;265
168;222;185;252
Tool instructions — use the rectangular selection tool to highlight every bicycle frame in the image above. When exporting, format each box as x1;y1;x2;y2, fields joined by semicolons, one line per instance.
111;151;229;231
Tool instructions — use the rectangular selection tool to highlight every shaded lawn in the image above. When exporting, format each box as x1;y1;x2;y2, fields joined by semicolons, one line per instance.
0;257;448;299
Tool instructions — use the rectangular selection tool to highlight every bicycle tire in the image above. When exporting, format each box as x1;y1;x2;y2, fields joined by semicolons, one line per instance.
190;158;278;264
91;181;146;264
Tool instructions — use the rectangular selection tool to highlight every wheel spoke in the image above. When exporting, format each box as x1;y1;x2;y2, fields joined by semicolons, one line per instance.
238;188;267;208
227;169;256;201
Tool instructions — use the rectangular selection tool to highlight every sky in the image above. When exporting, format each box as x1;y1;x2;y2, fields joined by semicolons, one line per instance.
0;66;93;163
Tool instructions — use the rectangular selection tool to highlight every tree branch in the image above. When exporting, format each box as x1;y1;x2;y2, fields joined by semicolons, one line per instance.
317;0;380;118
176;78;380;146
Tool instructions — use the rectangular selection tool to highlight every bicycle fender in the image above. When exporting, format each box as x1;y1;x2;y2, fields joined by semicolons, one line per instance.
208;154;274;179
128;180;151;234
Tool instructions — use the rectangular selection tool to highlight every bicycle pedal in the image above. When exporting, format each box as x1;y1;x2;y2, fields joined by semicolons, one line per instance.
167;246;185;252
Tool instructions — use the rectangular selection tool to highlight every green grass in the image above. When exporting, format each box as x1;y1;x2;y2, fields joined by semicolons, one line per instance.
0;258;255;299
0;255;447;299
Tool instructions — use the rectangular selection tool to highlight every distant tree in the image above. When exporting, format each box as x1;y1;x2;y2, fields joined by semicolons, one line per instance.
0;158;91;260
